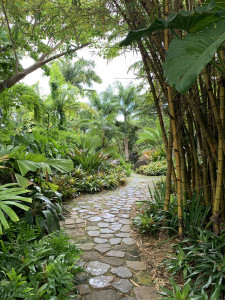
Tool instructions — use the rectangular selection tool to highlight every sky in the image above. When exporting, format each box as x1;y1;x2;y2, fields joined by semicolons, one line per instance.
22;47;142;98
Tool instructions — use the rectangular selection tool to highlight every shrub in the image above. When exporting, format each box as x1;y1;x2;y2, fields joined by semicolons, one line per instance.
136;160;167;176
56;165;126;200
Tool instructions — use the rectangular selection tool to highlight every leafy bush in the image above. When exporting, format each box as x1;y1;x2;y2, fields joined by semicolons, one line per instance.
0;145;73;189
138;182;222;298
133;180;178;237
56;165;126;200
69;147;108;172
0;222;82;299
25;186;64;234
12;128;78;158
136;160;167;176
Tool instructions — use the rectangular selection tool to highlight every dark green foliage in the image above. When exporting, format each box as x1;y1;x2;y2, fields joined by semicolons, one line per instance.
26;187;64;234
136;160;167;176
0;223;81;299
120;1;225;47
163;20;225;93
135;181;224;298
158;277;193;299
163;230;225;298
69;147;108;172
182;191;211;237
12;129;78;158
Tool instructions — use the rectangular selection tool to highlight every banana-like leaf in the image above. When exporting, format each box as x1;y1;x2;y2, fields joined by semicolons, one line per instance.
45;159;73;173
14;173;32;188
16;160;40;176
0;184;32;234
120;1;225;46
163;20;225;93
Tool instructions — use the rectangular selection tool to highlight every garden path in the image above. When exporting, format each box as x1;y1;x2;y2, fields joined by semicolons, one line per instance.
63;174;160;300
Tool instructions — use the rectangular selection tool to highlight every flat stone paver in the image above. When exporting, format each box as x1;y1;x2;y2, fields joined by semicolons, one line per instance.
86;261;110;275
88;231;100;237
80;243;95;250
109;238;121;245
112;279;133;293
94;238;108;244
83;289;120;300
111;266;132;278
106;250;125;258
122;238;134;245
94;244;111;253
126;261;146;271
89;275;114;288
63;174;160;299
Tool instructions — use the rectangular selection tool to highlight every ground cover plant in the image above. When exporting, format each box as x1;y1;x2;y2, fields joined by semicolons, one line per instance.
0;222;82;299
133;179;225;298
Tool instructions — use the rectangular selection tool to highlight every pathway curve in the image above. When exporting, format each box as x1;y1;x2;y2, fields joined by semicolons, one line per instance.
63;174;160;300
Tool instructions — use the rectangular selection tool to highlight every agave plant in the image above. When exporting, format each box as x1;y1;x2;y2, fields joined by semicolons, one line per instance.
0;183;32;234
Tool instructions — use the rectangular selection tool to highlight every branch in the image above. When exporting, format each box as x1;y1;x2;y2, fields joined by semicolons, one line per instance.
1;0;19;74
0;42;91;93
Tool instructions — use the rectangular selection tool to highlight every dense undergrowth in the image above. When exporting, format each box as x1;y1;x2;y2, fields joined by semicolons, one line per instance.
0;130;130;298
0;222;82;299
133;180;225;299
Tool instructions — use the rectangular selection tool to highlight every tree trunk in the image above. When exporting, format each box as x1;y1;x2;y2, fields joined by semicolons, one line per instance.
124;138;129;161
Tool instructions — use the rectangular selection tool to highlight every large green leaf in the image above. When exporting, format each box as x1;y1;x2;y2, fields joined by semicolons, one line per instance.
0;184;32;234
14;173;31;188
120;1;225;46
16;160;39;176
163;20;225;93
45;159;73;173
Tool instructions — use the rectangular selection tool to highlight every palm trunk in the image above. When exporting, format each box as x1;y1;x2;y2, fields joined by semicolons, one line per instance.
124;137;129;161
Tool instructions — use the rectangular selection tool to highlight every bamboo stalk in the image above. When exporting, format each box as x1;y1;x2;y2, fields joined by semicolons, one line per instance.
203;67;225;154
164;120;173;210
213;73;225;233
164;0;182;235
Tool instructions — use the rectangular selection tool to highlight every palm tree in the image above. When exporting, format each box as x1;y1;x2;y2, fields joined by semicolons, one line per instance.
88;89;121;148
136;121;164;148
59;58;102;91
114;82;140;161
49;58;101;130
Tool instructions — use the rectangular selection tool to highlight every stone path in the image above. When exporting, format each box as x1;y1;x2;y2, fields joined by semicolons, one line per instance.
63;174;160;300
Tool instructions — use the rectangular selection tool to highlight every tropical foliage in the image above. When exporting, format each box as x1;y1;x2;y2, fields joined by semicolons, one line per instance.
2;0;225;298
0;225;82;299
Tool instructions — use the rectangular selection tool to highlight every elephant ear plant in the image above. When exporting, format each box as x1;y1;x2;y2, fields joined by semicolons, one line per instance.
0;145;73;190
